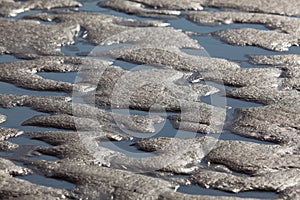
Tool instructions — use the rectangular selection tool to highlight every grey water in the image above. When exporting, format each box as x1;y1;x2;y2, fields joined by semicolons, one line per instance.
37;72;78;83
194;35;300;62
17;173;75;189
0;54;21;63
167;17;300;63
114;60;139;70
99;140;155;158
168;17;269;34
8;9;42;19
178;185;278;199
0;0;295;197
78;0;169;21
61;41;95;58
7;162;75;190
0;107;64;132
0;81;67;96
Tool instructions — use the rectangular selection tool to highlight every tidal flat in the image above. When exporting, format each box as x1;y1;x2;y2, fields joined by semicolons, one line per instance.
0;0;299;199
